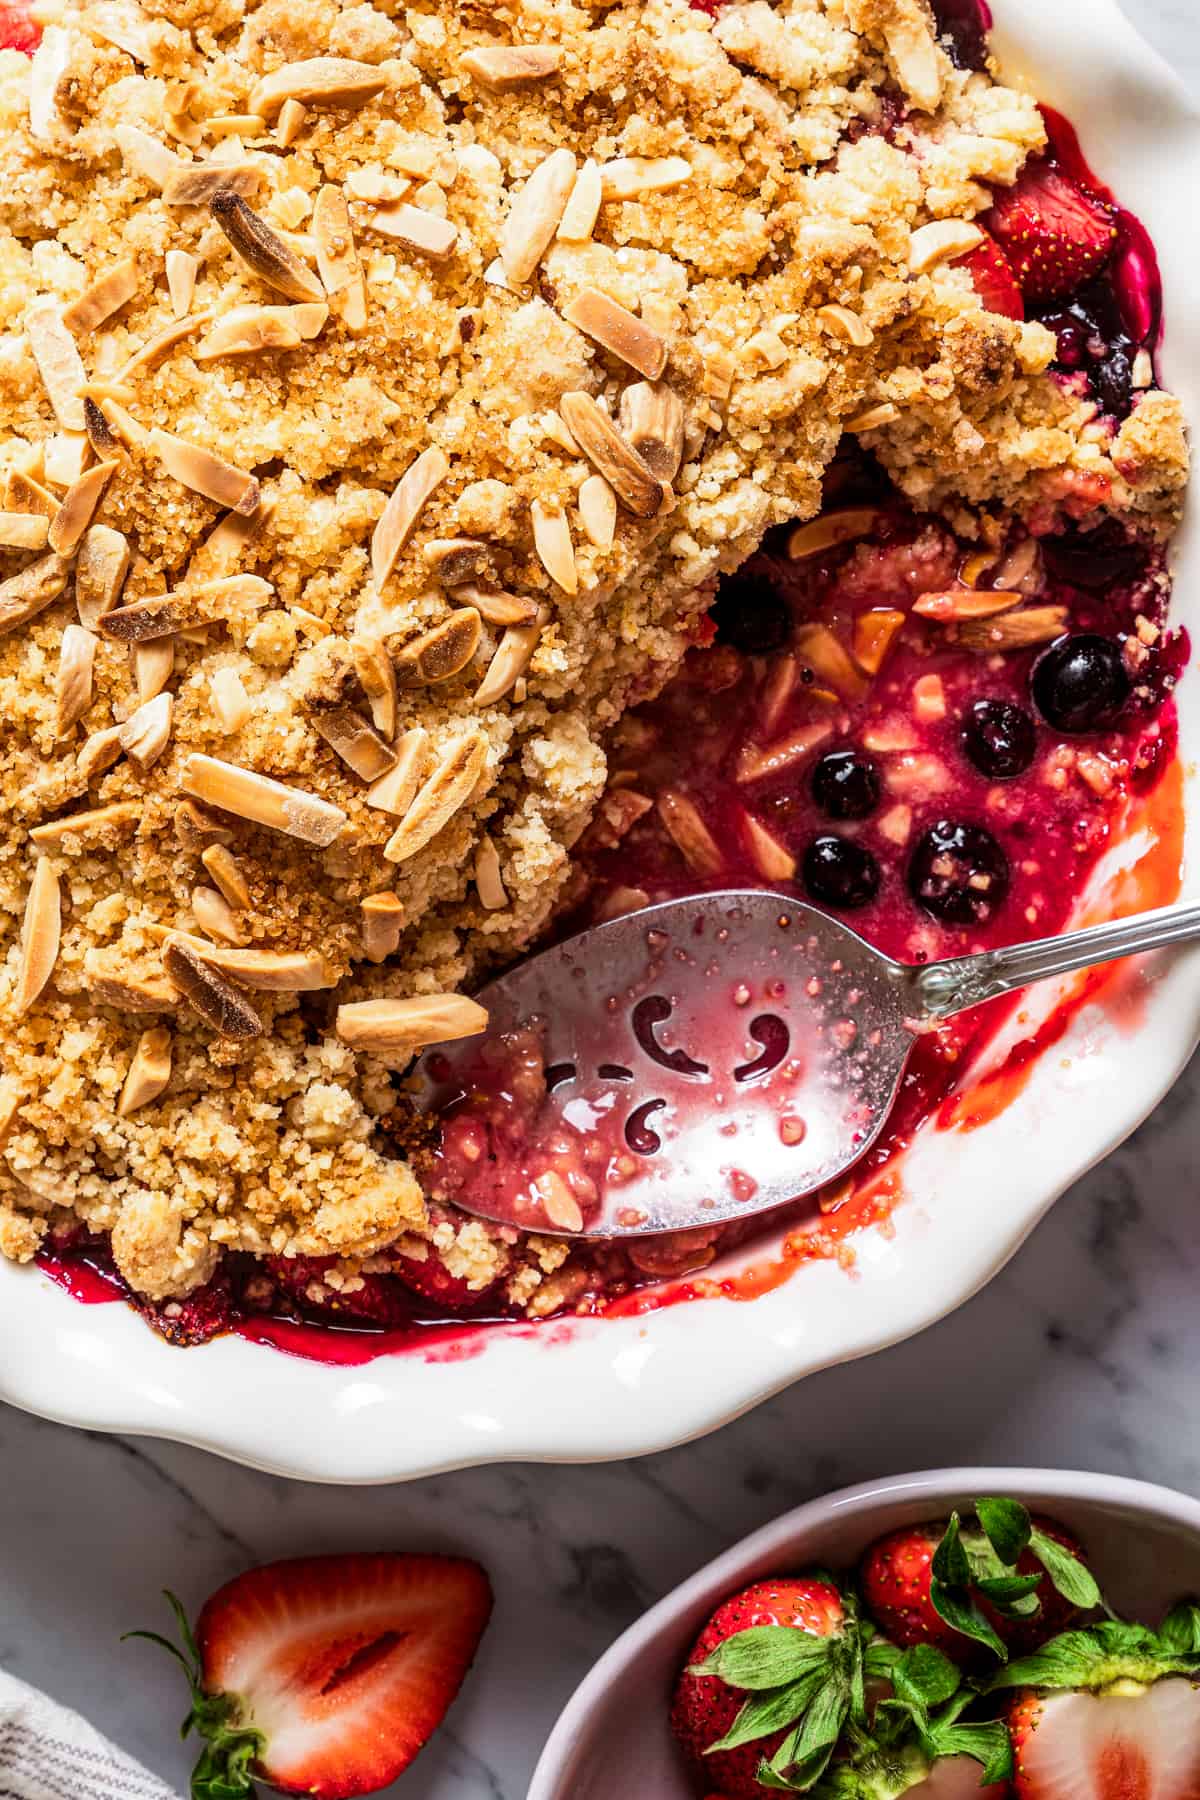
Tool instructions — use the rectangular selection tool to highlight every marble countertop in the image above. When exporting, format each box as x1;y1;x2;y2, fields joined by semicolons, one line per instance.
3;6;1199;1797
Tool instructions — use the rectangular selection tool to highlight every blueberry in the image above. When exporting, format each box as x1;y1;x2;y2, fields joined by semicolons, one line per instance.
803;835;881;910
962;699;1037;779
1040;520;1146;591
1032;634;1131;734
711;576;790;655
811;749;880;821
908;821;1010;925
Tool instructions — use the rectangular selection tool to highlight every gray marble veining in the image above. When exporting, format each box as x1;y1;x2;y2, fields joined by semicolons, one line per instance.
2;4;1198;1795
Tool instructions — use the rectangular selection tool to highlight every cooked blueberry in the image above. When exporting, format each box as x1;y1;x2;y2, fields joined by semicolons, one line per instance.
962;699;1037;779
908;821;1010;925
711;576;790;654
1040;520;1146;591
1032;634;1131;733
803;835;880;910
811;749;880;821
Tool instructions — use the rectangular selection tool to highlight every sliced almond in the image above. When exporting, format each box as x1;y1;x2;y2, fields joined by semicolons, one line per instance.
557;158;602;242
111;309;209;382
361;891;404;961
817;303;874;348
55;624;97;735
47;459;118;556
530;501;576;595
364;725;429;816
87;393;147;450
957;605;1070;651
167;932;333;991
161;163;264;207
202;666;248;734
210;190;326;304
558;392;663;518
335;992;488;1056
460;44;561;88
118;691;173;767
13;858;60;1016
908;218;984;275
114;122;186;190
562;289;667;381
44;432;91;489
474;611;543;707
101;576;272;643
31;800;140;847
163;938;261;1037
371;445;449;586
312;184;366;329
454;583;538;627
656;790;721;877
135;638;175;704
535;1171;583;1234
474;834;507;909
201;843;251;909
736;721;835;784
795;622;868;699
191;884;246;945
76;524;130;628
577;474;617;550
787;508;880;561
26;300;86;431
87;963;180;1012
912;589;1022;622
0;553;70;636
852;608;905;676
367;202;458;260
422;538;498;590
844;402;900;433
187;501;273;585
249;56;390;118
741;812;796;881
195;301;328;359
393;609;481;686
63;259;139;335
383;731;488;863
616;380;684;480
312;705;397;781
351;637;397;738
149;427;260;515
599;156;691;200
6;469;59;520
345;164;410;204
275;97;308;148
180;753;346;846
500;147;576;285
0;511;49;550
77;724;124;780
28;25;70;145
175;797;235;850
118;1027;173;1116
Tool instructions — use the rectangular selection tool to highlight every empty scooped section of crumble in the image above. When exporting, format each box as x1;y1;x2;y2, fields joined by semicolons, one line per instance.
0;0;1187;1317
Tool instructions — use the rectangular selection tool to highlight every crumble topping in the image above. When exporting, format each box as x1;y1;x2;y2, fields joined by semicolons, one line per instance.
0;0;1187;1306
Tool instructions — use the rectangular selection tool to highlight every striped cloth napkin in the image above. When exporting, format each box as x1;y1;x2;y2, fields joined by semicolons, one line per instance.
0;1669;178;1800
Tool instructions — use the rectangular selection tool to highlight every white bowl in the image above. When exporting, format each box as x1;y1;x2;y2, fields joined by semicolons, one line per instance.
1;0;1198;1482
528;1467;1200;1800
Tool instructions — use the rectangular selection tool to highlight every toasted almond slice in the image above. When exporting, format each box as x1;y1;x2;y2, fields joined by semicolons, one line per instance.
422;537;497;588
599;155;691;200
656;790;721;877
844;402;900;433
6;468;59;520
908;218;983;274
149;427;260;515
26;299;86;431
76;525;131;628
383;731;487;863
388;137;458;185
207;113;268;139
736;721;835;784
77;724;124;780
0;511;49;550
135;638;175;704
187;501;273;585
885;14;943;109
313;183;362;300
541;410;579;455
501;147;576;285
312;705;396;781
759;655;798;736
0;553;70;636
361;891;404;961
163;938;261;1037
617;380;684;481
454;583;538;627
33;800;141;849
817;303;874;347
88;964;180;1012
335;993;487;1055
351;637;397;738
292;606;331;640
210;191;326;304
28;25;70;145
558;392;663;518
530;501;576;595
115;310;215;382
345;164;410;204
43;431;91;489
371;445;449;586
201;844;251;909
852;608;905;676
473;611;543;706
47;459;118;556
393;610;481;687
205;665;249;733
787;508;880;560
576;473;617;551
175;797;235;850
195;301;328;360
98;596;178;642
557;158;602;242
82;0;166;65
249;56;389;117
88;393;147;450
460;44;561;88
912;589;1022;622
181;753;346;845
13;858;60;1016
957;605;1070;651
534;1170;584;1233
742;812;796;882
118;1027;173;1115
364;726;429;816
474;833;507;909
118;692;173;767
367;202;458;260
191;884;246;946
63;259;139;335
795;622;867;699
275;97;308;147
161;163;264;207
167;932;333;990
114;122;187;189
55;623;97;735
562;290;667;381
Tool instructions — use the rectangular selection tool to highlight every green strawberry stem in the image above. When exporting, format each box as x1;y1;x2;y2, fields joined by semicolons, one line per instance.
123;1591;266;1800
989;1614;1200;1695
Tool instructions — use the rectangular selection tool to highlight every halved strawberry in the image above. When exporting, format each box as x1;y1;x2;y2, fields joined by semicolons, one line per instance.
0;0;38;52
956;233;1025;321
128;1554;492;1797
985;161;1117;303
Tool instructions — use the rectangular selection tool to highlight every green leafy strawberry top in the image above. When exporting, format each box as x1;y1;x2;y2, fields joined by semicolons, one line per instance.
124;1593;264;1800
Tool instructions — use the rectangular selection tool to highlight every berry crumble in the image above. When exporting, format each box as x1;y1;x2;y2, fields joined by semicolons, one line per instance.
0;0;1187;1339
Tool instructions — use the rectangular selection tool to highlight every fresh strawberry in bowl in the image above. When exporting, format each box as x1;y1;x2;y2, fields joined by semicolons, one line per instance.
128;1552;492;1798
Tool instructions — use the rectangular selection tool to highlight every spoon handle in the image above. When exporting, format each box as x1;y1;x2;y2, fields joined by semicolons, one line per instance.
910;899;1200;1021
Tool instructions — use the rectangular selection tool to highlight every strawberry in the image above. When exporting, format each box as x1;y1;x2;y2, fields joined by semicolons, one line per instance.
985;162;1117;303
861;1525;967;1661
956;234;1025;321
0;0;38;52
128;1554;492;1798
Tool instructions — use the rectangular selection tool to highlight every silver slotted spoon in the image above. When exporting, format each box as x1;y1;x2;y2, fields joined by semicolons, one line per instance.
411;892;1200;1239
